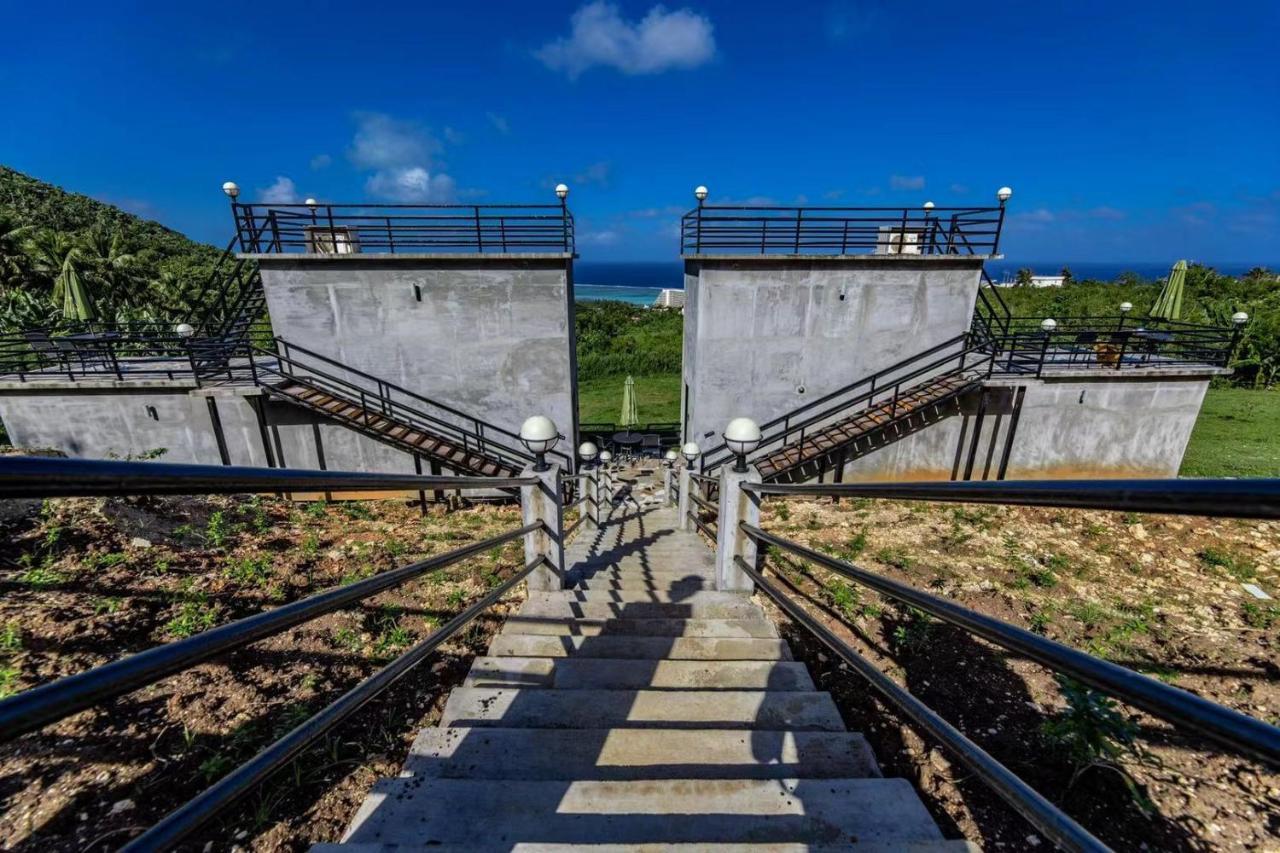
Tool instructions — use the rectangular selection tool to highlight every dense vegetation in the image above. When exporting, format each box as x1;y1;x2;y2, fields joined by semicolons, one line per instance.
999;265;1280;388
574;300;683;379
0;166;222;331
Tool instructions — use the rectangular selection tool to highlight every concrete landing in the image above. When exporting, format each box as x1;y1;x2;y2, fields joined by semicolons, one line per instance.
324;487;970;850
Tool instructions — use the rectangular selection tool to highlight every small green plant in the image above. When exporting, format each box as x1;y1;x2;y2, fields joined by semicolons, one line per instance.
1029;607;1053;634
42;524;65;551
1121;512;1141;525
824;578;860;620
86;551;128;571
0;665;20;699
446;588;468;607
774;502;792;522
19;563;64;589
240;497;272;533
0;623;22;653
384;538;409;559
1198;547;1256;581
332;626;363;652
874;546;915;570
340;502;373;520
198;753;235;782
204;511;238;548
840;531;868;561
1041;675;1150;813
1067;600;1109;627
304;500;328;520
300;533;321;558
224;555;273;587
93;596;125;615
1243;601;1280;629
889;606;933;653
165;587;219;638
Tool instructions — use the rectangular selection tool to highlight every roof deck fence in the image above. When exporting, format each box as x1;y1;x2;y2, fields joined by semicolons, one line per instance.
681;205;1005;256
231;202;576;255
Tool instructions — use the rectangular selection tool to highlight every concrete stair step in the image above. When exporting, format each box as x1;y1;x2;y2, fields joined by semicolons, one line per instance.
462;657;815;690
569;575;719;591
488;634;792;661
440;688;845;730
403;727;881;780
539;589;744;604
340;777;946;846
520;594;764;621
498;617;779;638
317;843;978;852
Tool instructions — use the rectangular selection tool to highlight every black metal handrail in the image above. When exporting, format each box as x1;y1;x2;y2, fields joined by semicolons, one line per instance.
682;205;1005;256
743;477;1280;519
732;476;1280;848
987;325;1237;375
0;457;551;851
700;334;988;473
734;555;1107;852
0;323;203;383
232;203;575;255
251;337;571;471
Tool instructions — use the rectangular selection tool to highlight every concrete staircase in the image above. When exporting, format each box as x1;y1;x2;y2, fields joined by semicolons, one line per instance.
320;495;975;851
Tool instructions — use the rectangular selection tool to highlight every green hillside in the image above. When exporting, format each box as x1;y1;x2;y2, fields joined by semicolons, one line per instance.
0;165;222;330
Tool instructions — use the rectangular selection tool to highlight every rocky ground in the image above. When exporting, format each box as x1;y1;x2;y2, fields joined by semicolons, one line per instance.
688;494;1280;851
0;489;546;851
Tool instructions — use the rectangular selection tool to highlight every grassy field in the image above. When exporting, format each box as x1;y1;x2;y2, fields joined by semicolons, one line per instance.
578;373;681;426
1180;387;1280;477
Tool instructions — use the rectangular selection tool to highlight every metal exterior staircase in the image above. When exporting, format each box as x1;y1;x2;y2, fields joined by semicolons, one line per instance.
319;499;975;851
701;334;994;483
754;369;983;482
248;338;566;479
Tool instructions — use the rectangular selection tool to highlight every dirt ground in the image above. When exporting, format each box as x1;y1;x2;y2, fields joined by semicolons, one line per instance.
0;491;534;851
735;496;1280;852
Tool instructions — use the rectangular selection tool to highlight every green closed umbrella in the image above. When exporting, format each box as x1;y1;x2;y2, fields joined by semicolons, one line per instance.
620;375;639;428
59;258;98;322
1149;260;1186;321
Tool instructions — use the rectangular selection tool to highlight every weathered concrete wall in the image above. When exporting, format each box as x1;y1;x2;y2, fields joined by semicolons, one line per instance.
255;254;578;456
681;256;982;447
839;370;1216;482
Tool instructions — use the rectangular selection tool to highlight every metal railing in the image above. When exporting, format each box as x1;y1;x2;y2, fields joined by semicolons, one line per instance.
681;205;1005;256
987;320;1238;375
248;337;571;472
232;203;575;255
0;456;550;850
0;321;204;382
700;334;989;473
730;476;1280;851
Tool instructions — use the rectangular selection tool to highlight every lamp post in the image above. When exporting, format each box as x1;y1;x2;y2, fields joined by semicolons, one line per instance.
578;441;598;468
305;197;319;224
723;417;762;474
677;442;700;523
1230;312;1250;364
222;181;241;248
1118;301;1133;331
174;323;195;339
1038;318;1057;375
922;201;935;253
682;441;701;466
555;184;569;249
519;416;560;473
992;186;1012;255
693;185;708;253
578;441;600;526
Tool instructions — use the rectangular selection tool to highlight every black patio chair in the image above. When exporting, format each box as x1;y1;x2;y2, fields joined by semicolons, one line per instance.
641;433;662;458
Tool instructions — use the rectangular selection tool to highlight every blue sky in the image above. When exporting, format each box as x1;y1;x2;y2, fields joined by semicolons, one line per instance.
2;0;1277;264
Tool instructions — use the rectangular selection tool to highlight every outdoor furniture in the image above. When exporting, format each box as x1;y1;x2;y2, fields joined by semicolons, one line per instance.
1068;331;1098;364
64;330;122;372
612;431;641;463
641;433;663;458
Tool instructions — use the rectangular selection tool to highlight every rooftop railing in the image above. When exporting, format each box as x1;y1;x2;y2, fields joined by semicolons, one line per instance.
689;468;1280;852
0;456;568;851
681;205;1005;256
231;202;575;255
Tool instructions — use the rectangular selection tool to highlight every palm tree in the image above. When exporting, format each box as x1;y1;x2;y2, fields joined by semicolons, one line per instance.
0;213;33;287
80;228;138;308
26;230;92;318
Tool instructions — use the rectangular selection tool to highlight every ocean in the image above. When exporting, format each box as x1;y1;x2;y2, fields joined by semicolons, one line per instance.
574;259;1274;304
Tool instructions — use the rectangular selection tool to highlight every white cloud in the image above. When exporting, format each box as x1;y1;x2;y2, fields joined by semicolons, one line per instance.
310;154;332;170
580;229;620;245
365;167;457;203
259;176;299;204
949;182;969;195
890;174;925;191
536;2;716;79
348;113;441;170
486;112;511;135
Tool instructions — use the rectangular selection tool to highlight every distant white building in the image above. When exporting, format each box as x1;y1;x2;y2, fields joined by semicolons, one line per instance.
995;274;1065;288
653;288;686;308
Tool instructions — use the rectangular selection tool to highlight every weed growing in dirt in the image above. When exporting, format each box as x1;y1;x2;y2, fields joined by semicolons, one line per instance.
1197;547;1256;581
824;578;861;620
874;546;916;570
1243;601;1279;629
341;502;374;521
331;626;362;653
1041;675;1150;813
301;533;321;558
0;623;20;698
85;551;128;571
224;555;273;588
18;557;64;589
304;500;328;520
774;502;791;522
889;606;933;653
951;506;996;530
1;624;20;653
1067;600;1109;627
165;585;219;638
92;596;124;615
446;588;467;607
1029;606;1054;634
204;511;237;548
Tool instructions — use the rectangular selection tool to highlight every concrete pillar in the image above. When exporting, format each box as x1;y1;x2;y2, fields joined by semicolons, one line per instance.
520;462;565;591
585;465;602;528
715;465;762;592
677;465;692;530
662;465;673;504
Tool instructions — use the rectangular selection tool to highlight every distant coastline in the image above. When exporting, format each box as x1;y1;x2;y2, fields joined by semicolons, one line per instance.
574;259;1276;304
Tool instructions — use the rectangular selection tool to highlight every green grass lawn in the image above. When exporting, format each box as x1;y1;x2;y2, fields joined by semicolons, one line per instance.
1180;387;1280;478
578;373;681;427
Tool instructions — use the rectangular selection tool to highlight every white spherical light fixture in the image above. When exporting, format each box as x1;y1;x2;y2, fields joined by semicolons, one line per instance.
304;197;318;208
723;417;762;473
555;183;569;201
174;322;195;339
1041;318;1058;332
923;201;935;211
694;185;709;202
1232;311;1249;326
221;181;240;199
1119;302;1133;313
664;449;678;466
681;441;700;463
598;449;613;466
519;415;560;471
578;441;598;464
996;186;1013;203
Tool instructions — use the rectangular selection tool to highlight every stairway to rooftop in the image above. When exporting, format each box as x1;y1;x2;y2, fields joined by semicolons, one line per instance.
319;475;975;851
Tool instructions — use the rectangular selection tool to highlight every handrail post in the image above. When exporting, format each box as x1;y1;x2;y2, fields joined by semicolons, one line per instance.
585;463;602;529
677;462;693;530
715;464;761;592
521;460;564;590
